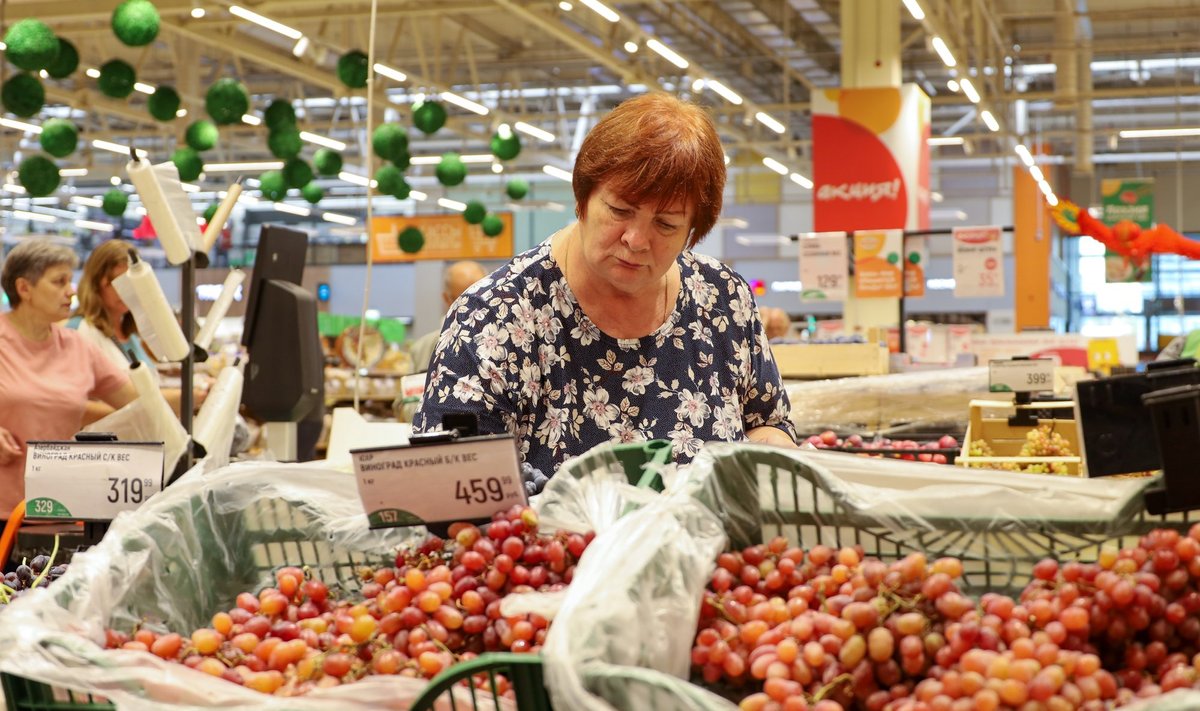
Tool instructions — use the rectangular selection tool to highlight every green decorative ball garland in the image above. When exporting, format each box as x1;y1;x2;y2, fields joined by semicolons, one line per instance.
505;179;529;200
171;147;203;182
112;0;160;47
412;100;447;135
313;149;342;176
185;120;219;151
147;86;180;122
282;158;313;189
375;165;408;198
301;183;323;204
337;50;369;89
372;123;408;162
18;155;60;197
264;100;295;131
268;129;302;160
1;73;45;118
397;226;424;254
392;151;411;171
103;189;129;217
46;38;79;79
98;59;136;99
481;214;504;238
490;130;521;161
39;119;78;158
205;78;250;125
463;201;486;225
4;20;59;72
259;170;287;201
435;152;467;187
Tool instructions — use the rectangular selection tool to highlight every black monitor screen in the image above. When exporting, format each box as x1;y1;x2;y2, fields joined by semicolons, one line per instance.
241;224;308;347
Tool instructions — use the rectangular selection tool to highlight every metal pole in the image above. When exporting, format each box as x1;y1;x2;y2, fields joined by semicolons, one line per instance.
179;256;196;471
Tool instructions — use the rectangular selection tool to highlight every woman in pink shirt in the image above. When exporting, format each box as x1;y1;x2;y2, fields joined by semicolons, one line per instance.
0;241;137;524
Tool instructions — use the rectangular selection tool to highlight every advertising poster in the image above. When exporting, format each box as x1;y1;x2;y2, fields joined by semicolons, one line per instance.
903;235;927;297
953;226;1005;298
798;232;848;302
370;213;514;263
853;229;904;298
1101;178;1154;283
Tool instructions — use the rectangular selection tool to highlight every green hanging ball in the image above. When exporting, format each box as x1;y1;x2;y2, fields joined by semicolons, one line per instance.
203;203;218;222
1;73;45;118
337;50;369;89
171;147;203;182
267;128;302;160
259;170;287;201
103;189;129;217
112;0;160;47
4;20;59;72
435;152;467;187
372;123;408;162
313;148;343;176
886;252;899;265
505;179;529;200
185;119;219;151
490;130;521;161
412;100;447;135
397;226;424;254
46;38;79;79
264;99;295;131
97;59;136;99
205;78;250;125
908;251;921;265
301;182;323;205
282;158;313;189
18;155;60;198
481;213;504;238
375;164;407;198
38;119;78;158
392;151;411;172
463;201;486;225
147;85;180;122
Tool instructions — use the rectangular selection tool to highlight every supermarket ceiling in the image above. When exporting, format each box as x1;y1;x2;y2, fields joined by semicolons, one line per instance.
4;0;1200;196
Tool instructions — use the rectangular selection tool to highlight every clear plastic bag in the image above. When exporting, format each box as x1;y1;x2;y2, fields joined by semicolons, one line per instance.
83;396;188;474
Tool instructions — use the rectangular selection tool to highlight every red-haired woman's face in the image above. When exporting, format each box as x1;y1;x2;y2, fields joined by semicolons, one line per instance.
577;184;693;296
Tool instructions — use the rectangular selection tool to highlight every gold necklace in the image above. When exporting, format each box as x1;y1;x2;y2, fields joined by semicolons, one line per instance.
563;235;671;329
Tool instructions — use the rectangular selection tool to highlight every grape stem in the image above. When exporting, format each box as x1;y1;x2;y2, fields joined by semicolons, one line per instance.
811;672;852;701
28;535;60;590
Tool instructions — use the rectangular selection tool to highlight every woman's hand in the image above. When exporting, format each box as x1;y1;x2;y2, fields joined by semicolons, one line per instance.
747;426;797;448
0;426;23;465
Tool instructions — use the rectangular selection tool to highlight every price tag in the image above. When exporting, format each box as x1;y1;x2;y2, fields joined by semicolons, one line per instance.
25;441;165;520
351;434;526;529
989;358;1055;393
798;232;848;302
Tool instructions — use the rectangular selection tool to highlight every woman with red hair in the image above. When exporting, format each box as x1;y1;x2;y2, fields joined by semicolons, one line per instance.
415;93;796;472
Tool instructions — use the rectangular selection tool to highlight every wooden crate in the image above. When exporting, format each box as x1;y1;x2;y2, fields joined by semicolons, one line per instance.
772;343;890;378
956;398;1084;475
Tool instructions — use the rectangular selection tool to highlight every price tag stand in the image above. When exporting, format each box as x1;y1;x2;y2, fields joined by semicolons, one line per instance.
988;357;1056;427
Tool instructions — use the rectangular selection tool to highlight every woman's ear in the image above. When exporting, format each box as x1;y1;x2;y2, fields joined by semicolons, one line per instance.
14;276;32;301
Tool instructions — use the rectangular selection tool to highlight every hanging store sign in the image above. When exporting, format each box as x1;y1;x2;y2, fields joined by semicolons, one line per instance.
854;229;904;298
798;232;848;302
903;235;928;297
369;213;514;263
1101;178;1155;283
952;226;1005;298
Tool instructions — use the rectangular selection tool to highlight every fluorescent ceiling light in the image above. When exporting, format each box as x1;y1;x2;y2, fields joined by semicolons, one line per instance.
790;173;813;189
274;202;311;216
959;78;980;103
901;0;925;20
75;219;114;232
1029;166;1045;182
931;191;944;203
578;0;619;22
409;190;427;201
110;176;121;186
761;157;788;175
12;209;56;223
242;114;262;126
691;78;705;92
1037;179;1054;197
60;168;88;177
85;68;100;78
707;79;743;105
228;5;303;40
559;1;572;9
322;212;357;225
624;41;638;53
543;165;573;182
931;36;957;67
514;121;555;142
299;131;346;151
291;36;309;58
947;79;960;92
410;153;493;165
206;160;284;172
645;39;688;69
134;82;156;95
338;171;376;187
176;109;188;118
71;196;103;208
1045;193;1059;207
0;118;42;133
93;139;148;159
755;111;786;134
191;7;205;18
928;136;965;146
441;91;489;115
980;110;1000;132
491;163;503;174
1118;127;1200;138
438;197;467;211
1014;143;1035;167
3;184;26;194
374;63;407;82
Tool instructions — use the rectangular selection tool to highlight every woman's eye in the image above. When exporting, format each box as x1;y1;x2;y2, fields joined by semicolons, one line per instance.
656;220;679;231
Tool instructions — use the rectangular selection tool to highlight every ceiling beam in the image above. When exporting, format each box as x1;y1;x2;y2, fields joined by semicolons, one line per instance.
738;0;840;78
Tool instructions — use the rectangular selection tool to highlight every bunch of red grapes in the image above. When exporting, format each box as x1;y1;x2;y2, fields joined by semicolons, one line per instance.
104;505;592;697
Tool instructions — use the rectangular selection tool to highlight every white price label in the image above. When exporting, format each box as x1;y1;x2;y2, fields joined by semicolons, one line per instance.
798;232;849;302
989;358;1055;393
352;435;526;528
24;441;165;520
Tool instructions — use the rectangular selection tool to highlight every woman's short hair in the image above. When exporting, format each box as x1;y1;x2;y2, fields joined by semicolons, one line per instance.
75;239;139;339
1;240;79;307
573;93;726;249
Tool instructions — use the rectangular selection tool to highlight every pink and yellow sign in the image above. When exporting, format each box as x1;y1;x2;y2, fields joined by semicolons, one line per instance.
812;85;931;233
853;229;903;298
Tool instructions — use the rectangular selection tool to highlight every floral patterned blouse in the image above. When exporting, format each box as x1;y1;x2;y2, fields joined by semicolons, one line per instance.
413;239;796;474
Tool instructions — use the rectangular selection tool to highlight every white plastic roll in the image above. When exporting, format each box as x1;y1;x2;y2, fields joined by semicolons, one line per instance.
129;361;188;473
126;159;199;265
201;182;242;255
193;361;244;464
112;256;190;362
195;270;245;351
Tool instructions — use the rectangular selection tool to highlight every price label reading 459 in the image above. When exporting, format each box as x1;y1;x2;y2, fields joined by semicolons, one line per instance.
989;358;1056;394
351;435;526;529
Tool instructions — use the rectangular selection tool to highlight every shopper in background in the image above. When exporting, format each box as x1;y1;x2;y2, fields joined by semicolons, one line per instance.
760;307;793;341
69;240;202;423
415;92;796;473
0;241;137;522
408;260;488;372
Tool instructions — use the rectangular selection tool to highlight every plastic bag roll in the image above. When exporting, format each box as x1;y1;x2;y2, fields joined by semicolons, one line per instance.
112;257;190;362
195;270;245;351
201;183;242;255
193;362;244;466
129;361;188;473
126;160;199;266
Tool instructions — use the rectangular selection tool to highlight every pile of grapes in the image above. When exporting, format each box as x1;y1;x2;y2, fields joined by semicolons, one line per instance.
693;525;1200;710
2;553;69;603
104;505;592;697
520;463;550;497
967;424;1075;475
804;431;960;465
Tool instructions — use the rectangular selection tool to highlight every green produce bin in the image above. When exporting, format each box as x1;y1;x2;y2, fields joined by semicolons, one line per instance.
1;672;113;711
410;653;550;711
611;439;671;491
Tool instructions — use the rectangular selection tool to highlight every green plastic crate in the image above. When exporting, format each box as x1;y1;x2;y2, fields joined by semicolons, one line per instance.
410;653;551;711
1;672;113;711
610;439;671;491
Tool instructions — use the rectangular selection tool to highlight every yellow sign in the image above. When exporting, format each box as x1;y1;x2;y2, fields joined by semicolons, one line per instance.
370;213;514;263
1087;338;1121;375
